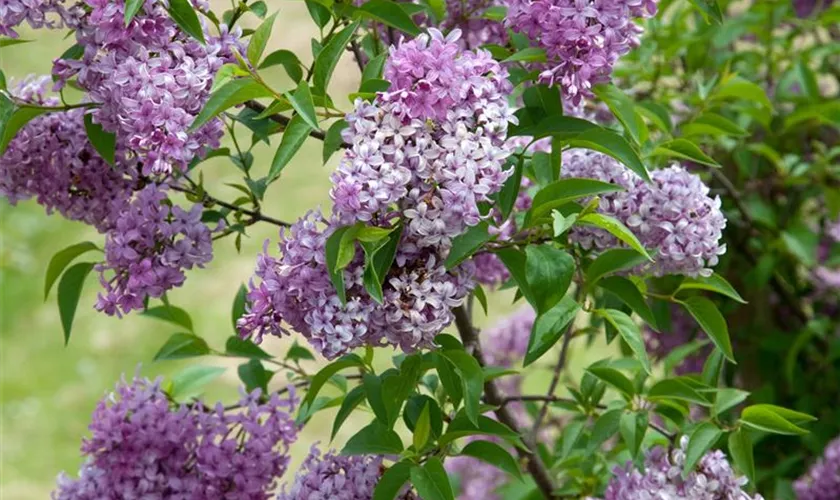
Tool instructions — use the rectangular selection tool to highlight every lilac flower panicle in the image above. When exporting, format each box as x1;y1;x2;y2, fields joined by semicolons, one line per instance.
0;77;135;232
95;185;216;317
52;377;298;499
51;0;246;175
506;0;659;103
447;450;509;500
562;150;727;277
0;0;82;37
794;435;840;500
605;436;763;500
278;446;416;499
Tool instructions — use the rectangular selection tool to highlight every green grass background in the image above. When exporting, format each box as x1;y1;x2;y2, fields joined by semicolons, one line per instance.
0;5;612;496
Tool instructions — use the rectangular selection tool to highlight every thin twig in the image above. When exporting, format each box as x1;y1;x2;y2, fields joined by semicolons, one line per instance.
452;306;559;500
169;183;291;228
531;323;574;438
243;100;351;148
349;40;366;73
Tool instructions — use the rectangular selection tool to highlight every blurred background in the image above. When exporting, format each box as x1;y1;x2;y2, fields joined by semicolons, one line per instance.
0;3;612;496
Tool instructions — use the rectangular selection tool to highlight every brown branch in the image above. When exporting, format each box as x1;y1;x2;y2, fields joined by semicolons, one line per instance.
169;183;291;228
452;306;560;500
243;100;351;148
531;324;574;438
349;40;366;73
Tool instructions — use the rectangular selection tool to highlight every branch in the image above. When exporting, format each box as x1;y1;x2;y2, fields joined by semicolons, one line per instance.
243;100;350;148
349;40;366;73
452;306;560;500
169;183;291;228
531;323;574;438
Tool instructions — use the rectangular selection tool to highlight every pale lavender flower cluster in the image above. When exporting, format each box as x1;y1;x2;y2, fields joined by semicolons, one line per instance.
278;446;416;499
237;211;475;359
814;217;840;291
506;0;659;103
447;449;510;500
604;436;763;500
793;0;835;17
644;305;710;374
794;435;840;500
0;0;82;37
51;0;245;175
563;150;727;277
95;185;215;317
0;77;135;232
52;376;298;499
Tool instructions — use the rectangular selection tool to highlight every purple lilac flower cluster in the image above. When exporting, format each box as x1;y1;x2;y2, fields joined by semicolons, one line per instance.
95;185;216;316
604;435;763;500
239;29;513;359
794;435;840;500
52;376;298;499
50;0;245;175
814;216;840;291
506;0;659;104
563;150;727;277
0;77;135;232
793;0;835;17
644;304;710;374
0;0;82;37
278;446;417;499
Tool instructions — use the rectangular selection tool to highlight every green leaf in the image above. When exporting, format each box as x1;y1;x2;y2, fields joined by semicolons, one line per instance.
649;139;720;168
231;283;247;332
57;262;95;345
473;284;488;315
323;119;348;163
587;366;636;397
524;244;574;314
495;158;523;219
578;213;652;260
0;102;51;156
460;440;523;480
362;225;402;303
413;402;432;450
684;423;723;476
503;47;547;63
142;305;194;332
739;405;810;435
682;113;749;138
702;348;725;386
225;336;272;359
362;53;388;82
331;385;366;440
636;101;673;133
83;113;116;166
744;404;816;425
341;421;404;455
712;388;750;416
439;414;524;449
374;461;413;500
586;249;650;288
687;0;723;24
567;128;650;182
314;22;360;94
303;354;365;410
357;0;421;36
286;341;316;362
249;0;267;18
648;377;712;406
439;350;483;426
552;210;578;237
435;353;462;408
269;113;311;180
662;339;710;375
259;49;304;82
191;78;273;131
598;276;657;328
410;458;454;500
559;420;585;458
166;0;205;44
305;0;331;28
510;114;600;139
44;242;99;300
238;359;273;393
679;296;735;363
620;411;648;458
596;309;651;374
444;222;492;270
124;0;145;24
526;177;623;225
593;84;648;145
169;365;225;400
285;80;320;130
588;408;622;454
728;429;755;486
712;76;773;110
675;273;746;304
247;11;278;64
364;373;389;424
495;248;534;305
154;332;210;360
524;297;579;366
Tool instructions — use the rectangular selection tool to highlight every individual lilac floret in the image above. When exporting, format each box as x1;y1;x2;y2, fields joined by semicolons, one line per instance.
0;77;135;231
794;435;840;500
0;0;82;37
644;305;710;375
51;0;245;175
563;150;727;277
605;436;763;500
278;446;417;499
237;211;475;360
95;185;215;316
506;0;659;104
52;376;299;499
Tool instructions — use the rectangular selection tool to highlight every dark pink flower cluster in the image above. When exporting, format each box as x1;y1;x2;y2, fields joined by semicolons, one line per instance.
506;0;658;103
51;0;245;175
52;376;298;499
0;77;135;232
95;185;216;317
